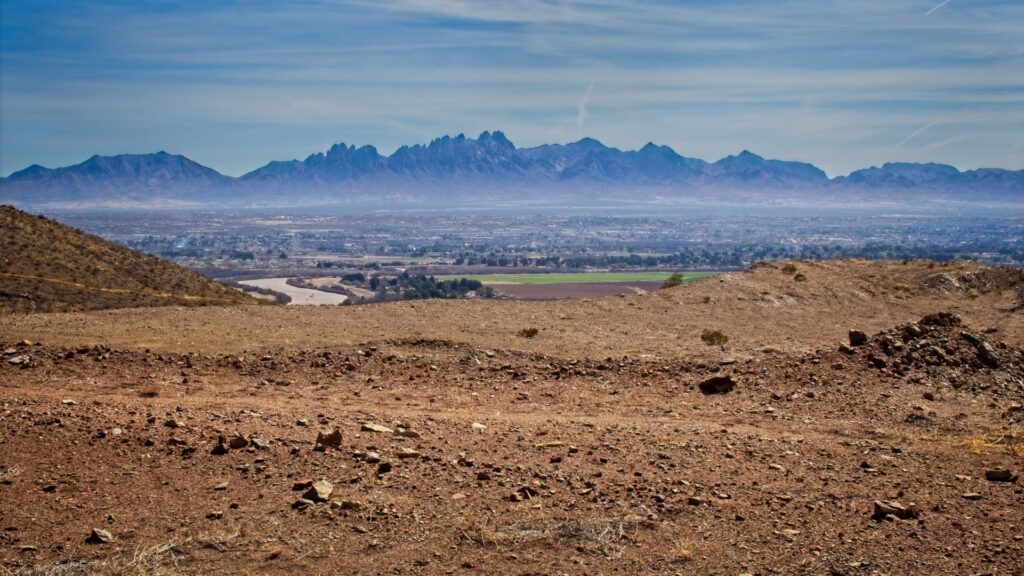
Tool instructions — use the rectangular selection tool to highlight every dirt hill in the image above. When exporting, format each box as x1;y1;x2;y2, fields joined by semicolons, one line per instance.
3;258;1020;358
0;258;1022;575
0;205;256;313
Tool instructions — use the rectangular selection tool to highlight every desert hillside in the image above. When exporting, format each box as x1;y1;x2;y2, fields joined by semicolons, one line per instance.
0;258;1022;575
0;205;256;313
3;258;1021;357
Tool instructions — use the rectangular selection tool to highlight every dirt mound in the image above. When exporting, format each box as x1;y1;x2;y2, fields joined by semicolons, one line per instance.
0;205;257;313
1;311;1022;575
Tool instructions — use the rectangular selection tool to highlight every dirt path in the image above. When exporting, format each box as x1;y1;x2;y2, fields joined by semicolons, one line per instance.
238;278;348;306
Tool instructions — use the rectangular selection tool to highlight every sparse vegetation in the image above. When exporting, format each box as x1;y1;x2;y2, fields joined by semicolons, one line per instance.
781;263;798;275
660;272;685;289
5;538;188;575
701;329;729;345
794;272;807;282
459;515;652;559
518;327;539;338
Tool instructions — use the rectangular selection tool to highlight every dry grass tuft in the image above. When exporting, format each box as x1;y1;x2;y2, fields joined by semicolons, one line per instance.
950;426;1023;456
459;515;653;558
2;539;189;576
0;467;21;483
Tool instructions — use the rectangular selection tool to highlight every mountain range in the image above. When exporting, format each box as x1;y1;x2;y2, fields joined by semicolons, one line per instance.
2;131;1021;209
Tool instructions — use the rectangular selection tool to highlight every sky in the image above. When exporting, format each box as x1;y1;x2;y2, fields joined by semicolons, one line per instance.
1;0;1022;177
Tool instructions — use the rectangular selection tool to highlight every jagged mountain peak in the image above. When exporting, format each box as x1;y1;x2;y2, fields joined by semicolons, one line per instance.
2;132;1021;207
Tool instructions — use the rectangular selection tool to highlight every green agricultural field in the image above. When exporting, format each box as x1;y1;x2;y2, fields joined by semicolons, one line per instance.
436;272;715;284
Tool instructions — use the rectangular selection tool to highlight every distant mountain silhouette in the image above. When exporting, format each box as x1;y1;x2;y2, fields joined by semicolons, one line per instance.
2;132;1021;208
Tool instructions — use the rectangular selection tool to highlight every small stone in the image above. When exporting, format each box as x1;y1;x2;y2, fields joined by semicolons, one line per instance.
214;482;229;491
687;496;703;506
361;422;393;434
292;479;314;490
961;492;982;501
395;427;421;438
292;498;314;510
228;435;248;449
768;463;786;472
510;486;538;502
164;419;185;429
6;355;30;366
451;493;466;500
984;468;1018;483
976;342;999;368
872;500;919;520
86;528;114;544
922;391;935;401
699;375;736;395
314;428;343;451
303;480;333;502
333;499;365;511
365;451;382;464
397;448;420;459
377;462;393;474
848;330;868;347
210;436;230;455
61;399;77;405
250;436;269;450
471;422;487;431
206;511;224;520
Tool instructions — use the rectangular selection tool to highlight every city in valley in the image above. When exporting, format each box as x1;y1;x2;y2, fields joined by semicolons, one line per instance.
46;209;1024;304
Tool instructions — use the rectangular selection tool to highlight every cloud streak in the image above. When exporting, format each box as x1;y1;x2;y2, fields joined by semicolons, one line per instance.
576;82;594;132
925;0;954;16
891;122;936;155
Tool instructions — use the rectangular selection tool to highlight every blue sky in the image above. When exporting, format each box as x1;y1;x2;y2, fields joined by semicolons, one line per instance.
1;0;1022;177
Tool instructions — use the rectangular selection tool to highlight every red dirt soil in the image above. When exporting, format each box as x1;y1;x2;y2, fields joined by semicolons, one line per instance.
1;259;1022;575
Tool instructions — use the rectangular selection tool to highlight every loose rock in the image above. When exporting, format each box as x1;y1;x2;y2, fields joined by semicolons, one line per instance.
699;375;736;395
303;480;333;502
872;500;919;520
86;528;114;544
984;468;1018;483
314;429;343;451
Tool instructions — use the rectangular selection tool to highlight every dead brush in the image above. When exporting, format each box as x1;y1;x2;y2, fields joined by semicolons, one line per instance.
2;539;189;576
952;425;1023;457
459;515;653;558
0;467;21;483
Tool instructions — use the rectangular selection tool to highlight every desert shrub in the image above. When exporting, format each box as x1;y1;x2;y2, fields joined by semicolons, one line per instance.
701;329;728;345
660;272;685;289
518;327;539;338
702;295;711;304
781;263;797;275
793;273;807;282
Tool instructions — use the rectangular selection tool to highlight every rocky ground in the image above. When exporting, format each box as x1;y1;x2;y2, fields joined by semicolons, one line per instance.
0;260;1022;575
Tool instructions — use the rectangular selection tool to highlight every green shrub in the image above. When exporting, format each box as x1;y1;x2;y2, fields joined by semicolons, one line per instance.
781;263;797;275
701;329;728;345
660;272;685;289
793;273;806;282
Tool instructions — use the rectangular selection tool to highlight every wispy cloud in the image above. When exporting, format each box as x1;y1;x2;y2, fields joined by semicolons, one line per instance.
925;0;954;16
576;82;594;133
890;122;936;154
